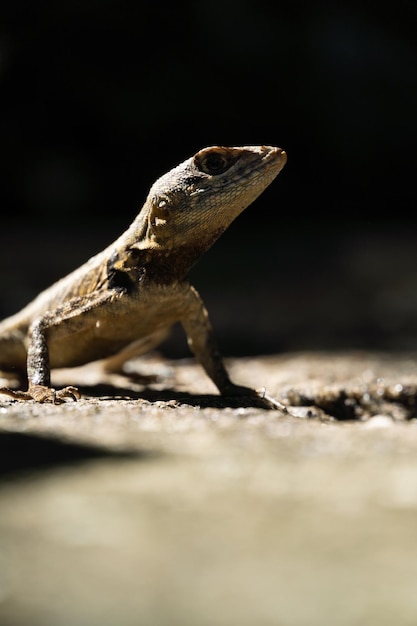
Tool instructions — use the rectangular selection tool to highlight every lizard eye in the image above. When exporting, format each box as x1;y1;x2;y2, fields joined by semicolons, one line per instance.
195;150;233;176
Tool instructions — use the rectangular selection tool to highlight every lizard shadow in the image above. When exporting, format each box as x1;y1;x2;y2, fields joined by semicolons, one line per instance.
76;382;265;409
0;430;151;480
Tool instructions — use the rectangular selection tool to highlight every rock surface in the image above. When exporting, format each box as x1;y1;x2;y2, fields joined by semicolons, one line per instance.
1;351;417;625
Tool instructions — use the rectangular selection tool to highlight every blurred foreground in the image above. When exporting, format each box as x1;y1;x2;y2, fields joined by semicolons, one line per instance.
1;351;417;625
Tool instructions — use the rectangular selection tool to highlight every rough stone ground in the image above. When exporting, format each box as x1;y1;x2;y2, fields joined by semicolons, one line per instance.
2;351;417;625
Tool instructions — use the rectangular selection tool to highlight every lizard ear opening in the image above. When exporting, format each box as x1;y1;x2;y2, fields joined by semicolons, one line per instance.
151;195;171;218
149;194;171;230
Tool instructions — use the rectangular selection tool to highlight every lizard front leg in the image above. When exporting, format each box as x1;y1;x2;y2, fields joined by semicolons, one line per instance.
0;313;80;404
28;316;80;403
0;291;117;404
180;286;286;411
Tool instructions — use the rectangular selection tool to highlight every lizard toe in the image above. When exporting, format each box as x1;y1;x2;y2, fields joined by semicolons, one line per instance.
0;387;33;402
221;382;287;412
255;387;288;412
54;386;81;403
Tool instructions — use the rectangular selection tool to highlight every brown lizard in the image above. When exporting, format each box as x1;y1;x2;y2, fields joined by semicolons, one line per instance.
0;145;287;408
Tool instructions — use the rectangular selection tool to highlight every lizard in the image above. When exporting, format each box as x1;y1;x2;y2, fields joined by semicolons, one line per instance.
0;145;287;408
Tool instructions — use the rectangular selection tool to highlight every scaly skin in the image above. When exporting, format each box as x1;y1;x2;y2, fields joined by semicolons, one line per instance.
0;145;287;407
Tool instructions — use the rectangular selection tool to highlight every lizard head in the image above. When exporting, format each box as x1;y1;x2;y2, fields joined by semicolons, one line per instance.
140;145;287;254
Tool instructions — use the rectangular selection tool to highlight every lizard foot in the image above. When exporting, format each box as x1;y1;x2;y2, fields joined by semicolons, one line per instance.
0;384;81;404
221;383;288;412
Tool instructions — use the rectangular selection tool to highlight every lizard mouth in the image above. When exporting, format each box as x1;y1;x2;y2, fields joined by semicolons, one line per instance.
244;145;287;182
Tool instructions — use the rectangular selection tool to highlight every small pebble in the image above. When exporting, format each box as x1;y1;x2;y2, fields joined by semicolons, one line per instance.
362;415;394;429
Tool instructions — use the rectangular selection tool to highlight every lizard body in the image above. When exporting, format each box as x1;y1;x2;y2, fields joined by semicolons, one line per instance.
0;145;287;406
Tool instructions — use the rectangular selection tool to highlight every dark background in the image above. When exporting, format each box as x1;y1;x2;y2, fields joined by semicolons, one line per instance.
1;0;417;355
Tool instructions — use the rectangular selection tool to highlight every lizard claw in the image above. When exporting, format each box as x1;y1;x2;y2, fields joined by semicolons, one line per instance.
53;386;81;403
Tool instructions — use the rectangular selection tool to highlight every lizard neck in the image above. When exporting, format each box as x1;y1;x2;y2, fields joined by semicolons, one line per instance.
109;218;224;287
143;240;218;283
